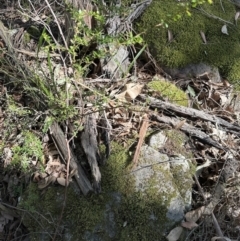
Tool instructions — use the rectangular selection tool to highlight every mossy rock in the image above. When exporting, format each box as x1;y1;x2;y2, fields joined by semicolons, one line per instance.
136;0;240;83
147;79;188;106
19;142;181;241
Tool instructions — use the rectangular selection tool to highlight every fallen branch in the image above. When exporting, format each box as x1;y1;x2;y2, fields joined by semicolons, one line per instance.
132;114;149;169
140;94;240;134
151;114;225;150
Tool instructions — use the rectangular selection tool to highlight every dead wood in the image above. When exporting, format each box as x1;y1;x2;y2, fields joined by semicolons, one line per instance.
49;122;93;195
151;114;225;150
105;0;153;35
81;113;101;193
98;112;112;161
140;95;240;135
132;114;149;169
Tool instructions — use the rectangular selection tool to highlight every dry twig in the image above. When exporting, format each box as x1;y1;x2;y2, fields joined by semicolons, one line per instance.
132;114;149;169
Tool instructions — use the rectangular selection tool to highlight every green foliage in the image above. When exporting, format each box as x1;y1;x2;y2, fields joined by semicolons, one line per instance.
11;131;43;171
147;79;188;106
137;0;240;83
65;7;144;77
29;6;144;127
8;98;31;117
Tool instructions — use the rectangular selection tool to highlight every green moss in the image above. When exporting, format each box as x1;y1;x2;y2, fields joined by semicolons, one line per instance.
164;129;193;159
101;142;134;194
101;143;169;240
224;59;240;88
11;131;43;171
170;163;193;204
19;142;182;241
147;79;188;106
20;182;106;241
160;130;195;205
137;0;240;83
151;163;179;208
117;192;168;241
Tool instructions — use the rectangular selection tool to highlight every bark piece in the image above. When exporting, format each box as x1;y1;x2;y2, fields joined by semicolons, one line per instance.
50;122;93;195
98;113;112;161
81;113;101;193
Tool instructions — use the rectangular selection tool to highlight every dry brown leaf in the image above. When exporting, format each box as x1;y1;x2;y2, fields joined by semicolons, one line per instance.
32;173;41;182
38;176;56;189
115;107;125;116
69;168;77;179
52;171;60;178
210;91;221;102
48;149;59;156
118;121;133;128
118;131;130;137
185;206;205;222
108;101;117;108
113;114;123;119
166;226;183;241
174;119;186;130
181;221;198;230
59;172;65;178
57;177;68;186
49;161;61;166
40;173;48;178
115;83;144;102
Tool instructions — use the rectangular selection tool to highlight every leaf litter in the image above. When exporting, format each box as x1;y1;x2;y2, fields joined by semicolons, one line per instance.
0;3;240;241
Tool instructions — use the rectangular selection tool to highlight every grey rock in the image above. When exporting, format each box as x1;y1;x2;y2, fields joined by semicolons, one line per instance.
131;145;193;222
149;131;167;150
170;155;193;210
164;63;221;83
100;44;129;80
